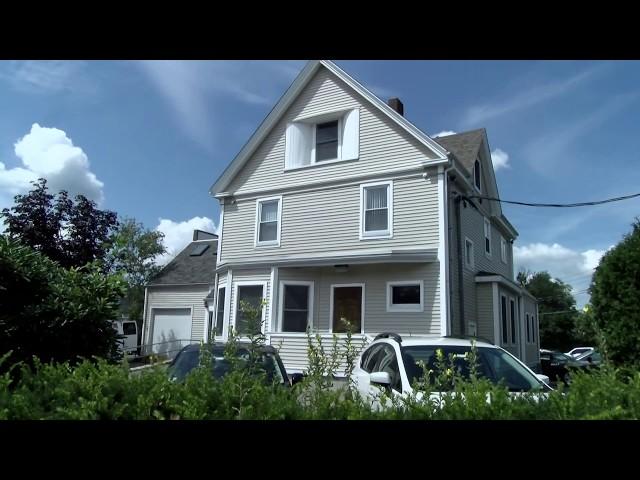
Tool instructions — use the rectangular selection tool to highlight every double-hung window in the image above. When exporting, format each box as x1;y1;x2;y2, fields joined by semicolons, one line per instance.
484;218;492;257
279;281;314;333
234;283;266;336
255;196;282;247
360;181;393;239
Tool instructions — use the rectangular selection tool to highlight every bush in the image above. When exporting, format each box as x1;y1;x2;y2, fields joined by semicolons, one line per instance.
0;237;126;370
590;219;640;367
2;341;640;420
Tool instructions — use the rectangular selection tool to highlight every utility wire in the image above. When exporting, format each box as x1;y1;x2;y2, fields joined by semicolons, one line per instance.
466;191;640;208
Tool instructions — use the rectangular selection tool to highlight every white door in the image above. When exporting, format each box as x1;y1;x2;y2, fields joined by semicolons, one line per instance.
151;308;192;357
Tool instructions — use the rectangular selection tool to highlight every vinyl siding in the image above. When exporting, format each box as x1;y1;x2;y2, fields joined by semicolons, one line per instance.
447;180;515;334
276;263;440;334
143;285;211;346
221;174;439;263
225;67;439;196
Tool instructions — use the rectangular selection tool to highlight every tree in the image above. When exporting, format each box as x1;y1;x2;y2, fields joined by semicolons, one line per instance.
519;270;580;351
0;236;126;369
589;219;640;367
105;218;166;326
1;178;118;269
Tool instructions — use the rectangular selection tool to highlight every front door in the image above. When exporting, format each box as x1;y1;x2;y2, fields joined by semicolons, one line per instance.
331;284;364;333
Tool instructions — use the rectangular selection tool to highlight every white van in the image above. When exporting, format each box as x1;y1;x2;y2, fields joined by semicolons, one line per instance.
112;320;139;355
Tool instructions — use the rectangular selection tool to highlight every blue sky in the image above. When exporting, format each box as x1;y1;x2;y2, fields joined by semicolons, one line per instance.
1;60;639;306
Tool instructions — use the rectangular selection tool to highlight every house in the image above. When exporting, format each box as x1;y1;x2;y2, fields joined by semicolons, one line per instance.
141;229;218;357
208;60;540;373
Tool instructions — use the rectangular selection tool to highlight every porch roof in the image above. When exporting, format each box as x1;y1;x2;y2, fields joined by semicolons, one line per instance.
216;247;438;272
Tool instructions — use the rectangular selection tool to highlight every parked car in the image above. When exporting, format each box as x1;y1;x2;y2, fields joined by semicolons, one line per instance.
539;349;590;383
167;342;304;387
566;347;594;358
351;333;551;408
575;349;603;366
112;319;139;355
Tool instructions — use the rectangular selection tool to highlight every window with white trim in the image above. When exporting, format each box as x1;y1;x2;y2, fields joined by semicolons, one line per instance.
473;159;481;192
501;237;508;263
279;281;313;333
284;108;359;170
387;281;423;312
361;181;393;238
484;218;492;256
501;295;508;344
526;313;531;343
464;237;475;270
255;197;281;247
214;286;225;337
234;284;265;335
510;299;516;344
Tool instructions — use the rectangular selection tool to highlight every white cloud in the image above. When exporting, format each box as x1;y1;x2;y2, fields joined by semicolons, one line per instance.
136;61;303;153
491;148;510;170
0;123;105;210
0;60;94;95
155;216;218;265
513;242;612;307
432;130;457;137
461;63;608;127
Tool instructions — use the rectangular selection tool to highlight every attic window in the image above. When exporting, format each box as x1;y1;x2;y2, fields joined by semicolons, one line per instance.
190;244;210;256
284;108;360;170
473;159;481;192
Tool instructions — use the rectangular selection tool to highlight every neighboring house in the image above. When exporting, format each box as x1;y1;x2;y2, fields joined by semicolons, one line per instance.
208;60;540;373
141;230;218;357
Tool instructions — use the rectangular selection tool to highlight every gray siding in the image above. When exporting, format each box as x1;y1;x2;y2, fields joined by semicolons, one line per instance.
221;174;439;263
225;67;438;196
144;285;211;345
475;283;494;341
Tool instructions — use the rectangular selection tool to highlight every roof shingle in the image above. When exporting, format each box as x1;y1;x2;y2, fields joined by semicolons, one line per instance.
149;239;217;286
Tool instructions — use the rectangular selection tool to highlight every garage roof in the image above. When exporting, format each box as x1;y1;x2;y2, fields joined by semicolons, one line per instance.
148;239;218;286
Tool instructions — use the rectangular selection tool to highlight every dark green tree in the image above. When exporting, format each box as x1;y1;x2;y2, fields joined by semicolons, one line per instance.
589;219;640;367
519;270;580;351
1;178;118;269
0;237;126;369
105;217;166;328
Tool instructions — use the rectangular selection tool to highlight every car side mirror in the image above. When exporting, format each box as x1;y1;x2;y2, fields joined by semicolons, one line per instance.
290;373;305;386
536;374;550;385
370;371;391;386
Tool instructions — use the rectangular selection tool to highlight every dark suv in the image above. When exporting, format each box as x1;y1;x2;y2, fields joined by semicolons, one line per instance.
168;343;303;387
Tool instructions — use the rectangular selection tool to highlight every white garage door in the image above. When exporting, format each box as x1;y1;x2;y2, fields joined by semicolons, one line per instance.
152;308;193;357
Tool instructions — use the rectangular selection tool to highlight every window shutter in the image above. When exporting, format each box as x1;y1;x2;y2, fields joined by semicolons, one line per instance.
341;108;360;161
285;122;312;168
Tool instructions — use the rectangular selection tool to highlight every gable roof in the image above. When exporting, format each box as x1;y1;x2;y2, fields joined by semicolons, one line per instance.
210;60;450;196
148;239;217;286
433;128;485;174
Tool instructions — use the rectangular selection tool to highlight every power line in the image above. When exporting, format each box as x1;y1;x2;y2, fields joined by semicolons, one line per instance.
467;191;640;208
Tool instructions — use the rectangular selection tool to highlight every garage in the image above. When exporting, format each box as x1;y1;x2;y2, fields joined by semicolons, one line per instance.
151;308;193;357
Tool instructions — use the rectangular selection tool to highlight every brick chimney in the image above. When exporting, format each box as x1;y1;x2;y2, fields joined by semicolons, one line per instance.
387;98;404;116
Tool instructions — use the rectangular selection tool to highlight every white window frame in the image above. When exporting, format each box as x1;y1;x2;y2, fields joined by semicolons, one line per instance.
386;280;424;313
500;236;508;264
360;180;393;240
329;283;365;334
484;217;492;258
232;281;268;336
278;280;314;333
509;297;517;345
254;196;282;248
464;237;475;270
312;117;342;164
473;158;481;193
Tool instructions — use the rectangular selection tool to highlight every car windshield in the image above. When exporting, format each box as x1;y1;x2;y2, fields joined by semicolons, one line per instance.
169;347;285;384
401;345;546;392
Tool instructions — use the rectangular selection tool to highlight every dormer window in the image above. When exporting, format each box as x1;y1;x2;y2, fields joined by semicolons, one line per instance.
315;120;339;162
474;158;481;192
284;108;359;170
